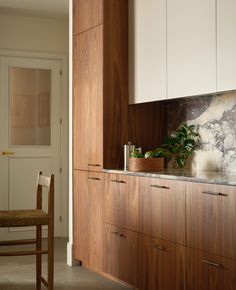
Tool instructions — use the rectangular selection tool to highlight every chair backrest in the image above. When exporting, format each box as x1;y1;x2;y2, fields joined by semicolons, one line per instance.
36;171;54;217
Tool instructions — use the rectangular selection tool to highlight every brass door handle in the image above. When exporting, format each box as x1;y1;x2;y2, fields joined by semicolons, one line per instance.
2;151;15;156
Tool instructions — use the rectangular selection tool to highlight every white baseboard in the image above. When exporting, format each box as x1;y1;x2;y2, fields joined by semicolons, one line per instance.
67;242;80;266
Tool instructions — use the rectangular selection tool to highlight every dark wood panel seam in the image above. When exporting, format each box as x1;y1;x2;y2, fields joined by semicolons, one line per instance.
73;23;103;36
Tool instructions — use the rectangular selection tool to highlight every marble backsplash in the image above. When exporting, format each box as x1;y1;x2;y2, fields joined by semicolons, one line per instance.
165;92;236;172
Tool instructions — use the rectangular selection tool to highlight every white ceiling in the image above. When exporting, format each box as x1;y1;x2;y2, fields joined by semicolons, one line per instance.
0;0;69;19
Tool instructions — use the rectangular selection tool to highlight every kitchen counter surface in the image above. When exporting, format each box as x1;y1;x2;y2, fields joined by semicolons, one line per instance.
103;169;236;186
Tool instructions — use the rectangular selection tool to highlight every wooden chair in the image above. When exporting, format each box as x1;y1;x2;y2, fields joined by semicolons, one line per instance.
0;172;54;290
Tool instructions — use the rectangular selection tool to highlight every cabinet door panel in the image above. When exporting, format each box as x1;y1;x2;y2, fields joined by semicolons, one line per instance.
139;234;185;290
73;0;103;35
185;247;236;290
104;174;138;231
186;182;236;259
103;224;138;286
129;0;166;104
167;0;216;98
73;26;103;171
74;170;104;270
217;0;236;91
139;177;185;243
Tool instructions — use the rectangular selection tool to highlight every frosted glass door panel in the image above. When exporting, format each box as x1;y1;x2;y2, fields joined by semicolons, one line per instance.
10;67;51;146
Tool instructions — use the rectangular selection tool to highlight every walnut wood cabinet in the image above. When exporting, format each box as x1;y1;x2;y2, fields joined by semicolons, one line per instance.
104;173;139;231
185;246;236;290
73;0;128;172
139;234;185;290
74;170;104;271
103;224;138;286
73;0;103;35
186;182;236;259
139;177;185;244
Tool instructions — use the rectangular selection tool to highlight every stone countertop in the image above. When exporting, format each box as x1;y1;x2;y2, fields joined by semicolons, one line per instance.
103;169;236;186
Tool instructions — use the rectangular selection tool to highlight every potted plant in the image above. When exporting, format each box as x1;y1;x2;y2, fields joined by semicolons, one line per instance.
128;123;199;172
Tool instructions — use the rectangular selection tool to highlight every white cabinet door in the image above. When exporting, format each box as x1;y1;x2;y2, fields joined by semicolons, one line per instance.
167;0;216;99
217;0;236;92
129;0;166;104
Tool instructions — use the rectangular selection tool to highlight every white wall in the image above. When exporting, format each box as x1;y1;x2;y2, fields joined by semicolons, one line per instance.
0;10;69;237
0;11;68;53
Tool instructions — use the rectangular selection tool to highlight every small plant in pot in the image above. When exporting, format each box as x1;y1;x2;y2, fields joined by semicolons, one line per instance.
129;123;199;171
162;123;199;168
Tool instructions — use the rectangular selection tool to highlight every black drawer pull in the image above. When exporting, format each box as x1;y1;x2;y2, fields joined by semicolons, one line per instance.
88;177;101;181
201;260;223;268
88;163;101;167
150;185;170;189
151;244;166;251
120;234;126;238
111;179;126;184
202;191;228;197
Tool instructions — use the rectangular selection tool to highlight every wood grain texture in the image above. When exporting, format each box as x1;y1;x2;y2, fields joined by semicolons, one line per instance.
139;234;185;290
185;246;236;290
139;177;185;244
73;0;103;35
74;170;104;271
186;182;236;259
103;0;129;169
128;157;165;172
104;173;139;232
103;224;138;287
128;101;167;153
73;26;103;171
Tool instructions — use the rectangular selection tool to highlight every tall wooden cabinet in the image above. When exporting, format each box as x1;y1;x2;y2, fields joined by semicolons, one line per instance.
73;0;128;171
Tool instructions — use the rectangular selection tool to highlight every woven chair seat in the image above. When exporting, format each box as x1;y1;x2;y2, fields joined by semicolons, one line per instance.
0;209;49;227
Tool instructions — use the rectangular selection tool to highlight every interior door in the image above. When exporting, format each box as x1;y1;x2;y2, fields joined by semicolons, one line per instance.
0;56;62;240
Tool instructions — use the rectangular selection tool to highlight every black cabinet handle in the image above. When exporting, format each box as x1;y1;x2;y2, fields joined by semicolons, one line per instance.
201;259;223;268
111;179;126;184
202;191;228;197
150;185;170;189
120;233;126;238
88;177;101;181
151;244;166;251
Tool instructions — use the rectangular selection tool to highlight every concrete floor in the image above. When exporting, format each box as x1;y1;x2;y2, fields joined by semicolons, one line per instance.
0;238;131;290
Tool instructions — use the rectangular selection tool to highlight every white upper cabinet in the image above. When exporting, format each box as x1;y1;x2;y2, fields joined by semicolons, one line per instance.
167;0;216;99
129;0;166;104
217;0;236;92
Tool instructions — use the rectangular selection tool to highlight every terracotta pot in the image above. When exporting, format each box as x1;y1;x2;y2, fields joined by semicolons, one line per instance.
128;158;165;172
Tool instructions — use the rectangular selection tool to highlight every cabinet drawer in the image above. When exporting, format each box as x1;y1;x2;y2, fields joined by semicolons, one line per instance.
186;182;236;258
103;224;138;286
139;234;185;290
185;246;236;290
139;177;185;243
104;174;138;231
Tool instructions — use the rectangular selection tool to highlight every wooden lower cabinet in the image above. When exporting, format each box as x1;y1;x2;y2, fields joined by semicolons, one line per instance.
138;234;185;290
103;224;138;286
185;246;236;290
186;182;236;259
139;177;185;244
74;170;104;271
104;174;139;231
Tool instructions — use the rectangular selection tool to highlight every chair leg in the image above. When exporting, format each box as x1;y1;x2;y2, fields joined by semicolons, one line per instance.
48;221;54;290
36;225;42;290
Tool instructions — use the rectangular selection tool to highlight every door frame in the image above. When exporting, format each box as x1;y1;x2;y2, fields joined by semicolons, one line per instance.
0;49;69;237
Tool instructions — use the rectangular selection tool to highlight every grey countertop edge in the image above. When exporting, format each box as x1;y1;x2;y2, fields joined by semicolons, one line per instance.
103;169;236;186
